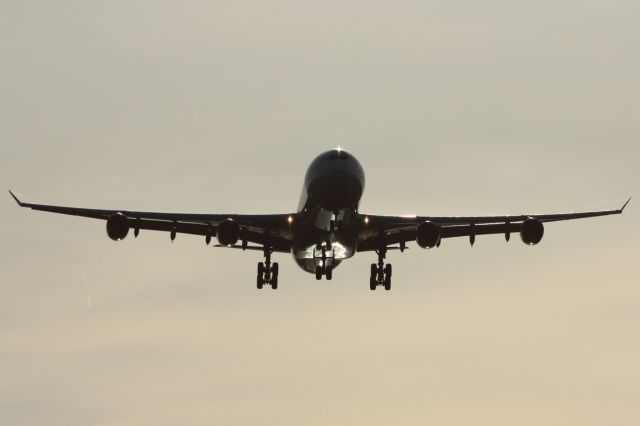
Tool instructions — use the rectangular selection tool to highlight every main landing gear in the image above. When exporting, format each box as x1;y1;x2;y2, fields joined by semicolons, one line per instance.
257;247;278;290
370;247;391;291
314;242;333;281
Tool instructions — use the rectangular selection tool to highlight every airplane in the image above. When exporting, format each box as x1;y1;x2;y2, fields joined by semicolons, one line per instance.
10;148;630;291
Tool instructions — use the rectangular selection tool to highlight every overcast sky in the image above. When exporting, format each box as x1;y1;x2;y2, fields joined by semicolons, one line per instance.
1;1;638;425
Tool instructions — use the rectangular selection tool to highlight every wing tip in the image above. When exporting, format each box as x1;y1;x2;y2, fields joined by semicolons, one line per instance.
8;190;24;207
620;197;631;213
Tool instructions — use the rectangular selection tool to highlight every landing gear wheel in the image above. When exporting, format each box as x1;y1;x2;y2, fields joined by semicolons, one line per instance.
384;263;392;290
370;275;377;291
271;262;279;289
370;264;377;278
325;266;333;281
384;264;392;279
315;266;323;280
257;274;264;289
257;262;265;289
384;274;391;291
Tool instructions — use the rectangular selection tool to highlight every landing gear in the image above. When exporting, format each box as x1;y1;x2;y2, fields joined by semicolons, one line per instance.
315;264;333;280
257;247;278;289
313;240;334;281
325;266;333;281
369;248;392;290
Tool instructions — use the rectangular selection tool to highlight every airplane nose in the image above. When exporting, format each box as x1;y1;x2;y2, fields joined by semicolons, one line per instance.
308;169;363;210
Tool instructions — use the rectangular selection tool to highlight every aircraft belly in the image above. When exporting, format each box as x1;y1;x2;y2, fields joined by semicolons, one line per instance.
293;257;343;273
291;223;356;273
292;241;354;260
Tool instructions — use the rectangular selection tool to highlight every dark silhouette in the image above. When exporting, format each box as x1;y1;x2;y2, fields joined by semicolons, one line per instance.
9;149;630;291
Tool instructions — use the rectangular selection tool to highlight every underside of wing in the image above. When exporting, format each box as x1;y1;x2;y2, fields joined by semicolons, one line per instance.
9;191;295;252
357;198;630;251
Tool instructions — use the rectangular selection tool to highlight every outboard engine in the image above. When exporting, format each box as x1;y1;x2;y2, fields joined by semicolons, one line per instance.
416;221;441;249
106;212;129;241
520;218;544;245
217;219;240;246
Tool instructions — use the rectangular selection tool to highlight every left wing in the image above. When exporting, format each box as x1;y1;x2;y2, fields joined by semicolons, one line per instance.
9;191;294;252
357;198;631;251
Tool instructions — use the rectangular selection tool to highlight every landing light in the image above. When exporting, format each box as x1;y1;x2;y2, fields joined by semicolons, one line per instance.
364;216;369;225
288;215;293;224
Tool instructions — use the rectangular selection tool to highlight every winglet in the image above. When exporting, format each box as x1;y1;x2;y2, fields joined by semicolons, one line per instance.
8;190;25;207
620;197;631;213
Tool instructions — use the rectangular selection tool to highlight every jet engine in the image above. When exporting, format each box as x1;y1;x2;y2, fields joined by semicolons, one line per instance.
520;218;544;245
217;219;240;246
416;221;441;249
106;212;129;241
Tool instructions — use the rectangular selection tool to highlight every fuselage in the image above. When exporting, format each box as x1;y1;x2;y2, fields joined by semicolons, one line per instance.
292;149;365;273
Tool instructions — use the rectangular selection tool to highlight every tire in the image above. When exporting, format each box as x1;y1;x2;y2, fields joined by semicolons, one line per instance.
257;274;263;289
272;262;279;277
370;276;377;291
271;275;278;290
370;263;377;278
258;262;264;277
315;266;323;280
384;276;391;291
325;266;333;280
385;264;392;279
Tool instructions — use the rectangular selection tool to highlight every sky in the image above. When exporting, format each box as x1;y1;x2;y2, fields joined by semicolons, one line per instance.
1;1;639;425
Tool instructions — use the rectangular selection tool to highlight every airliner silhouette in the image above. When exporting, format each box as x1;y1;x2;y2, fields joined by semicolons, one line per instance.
10;149;630;290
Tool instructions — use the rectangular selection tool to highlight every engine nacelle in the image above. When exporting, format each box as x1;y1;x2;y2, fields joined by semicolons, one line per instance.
217;219;240;246
106;212;129;241
416;221;441;249
520;218;544;245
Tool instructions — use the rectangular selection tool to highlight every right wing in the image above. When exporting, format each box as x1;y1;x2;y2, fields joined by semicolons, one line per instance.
9;191;295;252
357;198;631;251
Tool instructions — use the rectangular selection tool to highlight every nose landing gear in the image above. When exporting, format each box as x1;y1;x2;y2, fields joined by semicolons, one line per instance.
314;242;334;281
315;264;333;280
257;247;278;289
370;247;391;290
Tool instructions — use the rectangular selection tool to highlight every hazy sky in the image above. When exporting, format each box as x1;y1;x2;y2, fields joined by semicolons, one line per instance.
1;1;638;425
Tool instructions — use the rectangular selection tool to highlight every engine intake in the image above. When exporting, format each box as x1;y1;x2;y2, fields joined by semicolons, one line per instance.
520;218;544;245
217;219;240;246
106;212;129;241
416;221;441;249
